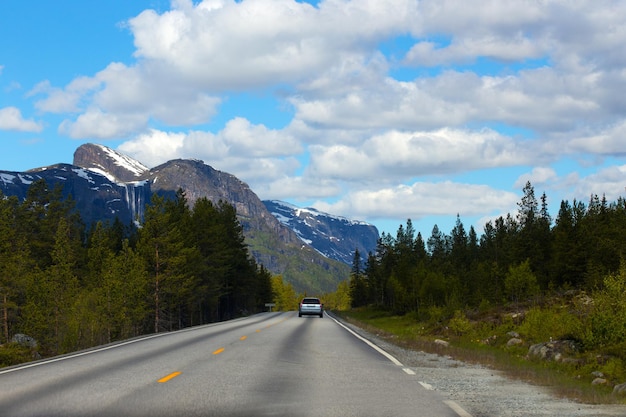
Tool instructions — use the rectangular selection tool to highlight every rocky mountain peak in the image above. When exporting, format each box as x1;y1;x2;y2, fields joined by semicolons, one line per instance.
73;143;149;182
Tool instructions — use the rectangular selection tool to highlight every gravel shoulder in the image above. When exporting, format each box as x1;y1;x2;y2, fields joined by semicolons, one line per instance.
339;319;626;417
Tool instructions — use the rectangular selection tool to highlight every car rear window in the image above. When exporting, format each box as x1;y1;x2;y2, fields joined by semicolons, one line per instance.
302;298;320;304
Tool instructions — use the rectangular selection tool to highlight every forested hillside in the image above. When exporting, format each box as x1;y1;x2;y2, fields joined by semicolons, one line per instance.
0;180;272;359
350;181;626;313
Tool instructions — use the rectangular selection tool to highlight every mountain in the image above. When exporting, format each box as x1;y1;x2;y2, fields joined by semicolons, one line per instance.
263;200;378;265
0;144;379;293
0;163;151;227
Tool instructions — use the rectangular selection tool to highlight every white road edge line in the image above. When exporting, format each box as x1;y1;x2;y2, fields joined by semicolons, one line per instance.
330;315;474;417
444;400;474;417
419;381;434;390
0;331;172;375
329;315;404;367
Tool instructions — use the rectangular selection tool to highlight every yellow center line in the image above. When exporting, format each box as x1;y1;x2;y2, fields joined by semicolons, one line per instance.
240;335;247;341
256;329;261;333
158;371;182;383
213;347;225;355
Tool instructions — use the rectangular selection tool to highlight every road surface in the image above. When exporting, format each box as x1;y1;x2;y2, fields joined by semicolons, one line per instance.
0;312;472;416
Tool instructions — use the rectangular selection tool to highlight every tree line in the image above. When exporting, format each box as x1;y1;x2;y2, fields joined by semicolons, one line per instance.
0;180;272;357
350;181;626;316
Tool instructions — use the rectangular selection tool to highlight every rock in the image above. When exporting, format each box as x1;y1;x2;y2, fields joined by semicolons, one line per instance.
613;382;626;395
507;338;523;347
480;335;497;345
591;371;605;378
528;343;551;360
592;378;608;385
11;333;37;348
527;340;579;362
434;339;450;348
507;331;520;338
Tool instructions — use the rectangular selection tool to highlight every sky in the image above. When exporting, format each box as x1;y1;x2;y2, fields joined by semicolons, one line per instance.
2;0;626;238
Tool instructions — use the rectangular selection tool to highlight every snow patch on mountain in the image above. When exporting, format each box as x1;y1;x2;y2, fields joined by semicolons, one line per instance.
263;200;379;265
95;144;149;177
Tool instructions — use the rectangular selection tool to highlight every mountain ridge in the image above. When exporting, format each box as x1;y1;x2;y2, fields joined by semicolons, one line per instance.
0;144;379;293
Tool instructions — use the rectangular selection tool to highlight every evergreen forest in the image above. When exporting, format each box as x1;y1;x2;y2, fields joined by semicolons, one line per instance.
0;180;272;360
350;181;626;313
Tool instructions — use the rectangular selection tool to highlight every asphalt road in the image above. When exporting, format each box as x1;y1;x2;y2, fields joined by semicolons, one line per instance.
0;312;472;417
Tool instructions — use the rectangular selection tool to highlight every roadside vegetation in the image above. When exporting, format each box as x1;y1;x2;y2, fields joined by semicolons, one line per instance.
331;181;626;404
0;180;272;364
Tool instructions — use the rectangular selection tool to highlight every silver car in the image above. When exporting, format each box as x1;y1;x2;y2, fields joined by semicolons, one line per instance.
298;297;323;317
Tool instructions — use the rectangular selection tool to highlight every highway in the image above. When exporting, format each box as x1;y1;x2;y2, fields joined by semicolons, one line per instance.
0;312;471;416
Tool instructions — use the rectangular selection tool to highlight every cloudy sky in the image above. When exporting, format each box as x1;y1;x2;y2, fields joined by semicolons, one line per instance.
2;0;626;236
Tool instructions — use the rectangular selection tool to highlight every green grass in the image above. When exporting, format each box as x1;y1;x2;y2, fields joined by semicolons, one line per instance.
336;308;626;405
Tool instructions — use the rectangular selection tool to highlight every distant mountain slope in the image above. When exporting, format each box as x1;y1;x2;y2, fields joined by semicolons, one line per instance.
0;163;151;227
0;144;369;294
263;200;378;265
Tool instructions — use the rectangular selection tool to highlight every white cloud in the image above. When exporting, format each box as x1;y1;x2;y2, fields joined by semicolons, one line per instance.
31;77;101;113
43;62;222;138
117;129;186;167
217;117;302;157
59;108;148;139
256;175;342;201
514;167;558;189
565;120;626;155
569;165;626;203
128;0;416;89
404;35;543;67
314;180;519;222
31;0;626;153
307;127;529;181
0;107;43;133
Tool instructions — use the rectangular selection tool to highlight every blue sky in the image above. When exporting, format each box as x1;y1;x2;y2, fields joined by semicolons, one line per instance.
2;0;626;238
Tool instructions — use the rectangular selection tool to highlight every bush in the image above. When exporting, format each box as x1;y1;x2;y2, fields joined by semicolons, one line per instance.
0;343;33;367
517;306;584;344
585;267;626;350
599;357;626;383
504;260;539;303
448;310;473;336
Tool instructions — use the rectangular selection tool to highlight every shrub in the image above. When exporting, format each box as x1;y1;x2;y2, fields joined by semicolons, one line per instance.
504;260;539;303
448;310;473;336
517;306;584;344
0;343;33;367
585;267;626;350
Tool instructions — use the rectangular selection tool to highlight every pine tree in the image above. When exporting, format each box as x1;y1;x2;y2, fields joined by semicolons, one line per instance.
349;249;367;307
0;194;32;343
138;194;188;332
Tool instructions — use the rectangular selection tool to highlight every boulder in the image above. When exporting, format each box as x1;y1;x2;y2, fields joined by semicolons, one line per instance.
613;382;626;395
592;378;608;385
527;340;579;362
507;338;523;347
434;339;450;348
11;333;37;348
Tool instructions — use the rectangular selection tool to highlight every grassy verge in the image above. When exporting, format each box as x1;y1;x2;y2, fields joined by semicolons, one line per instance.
335;308;626;405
